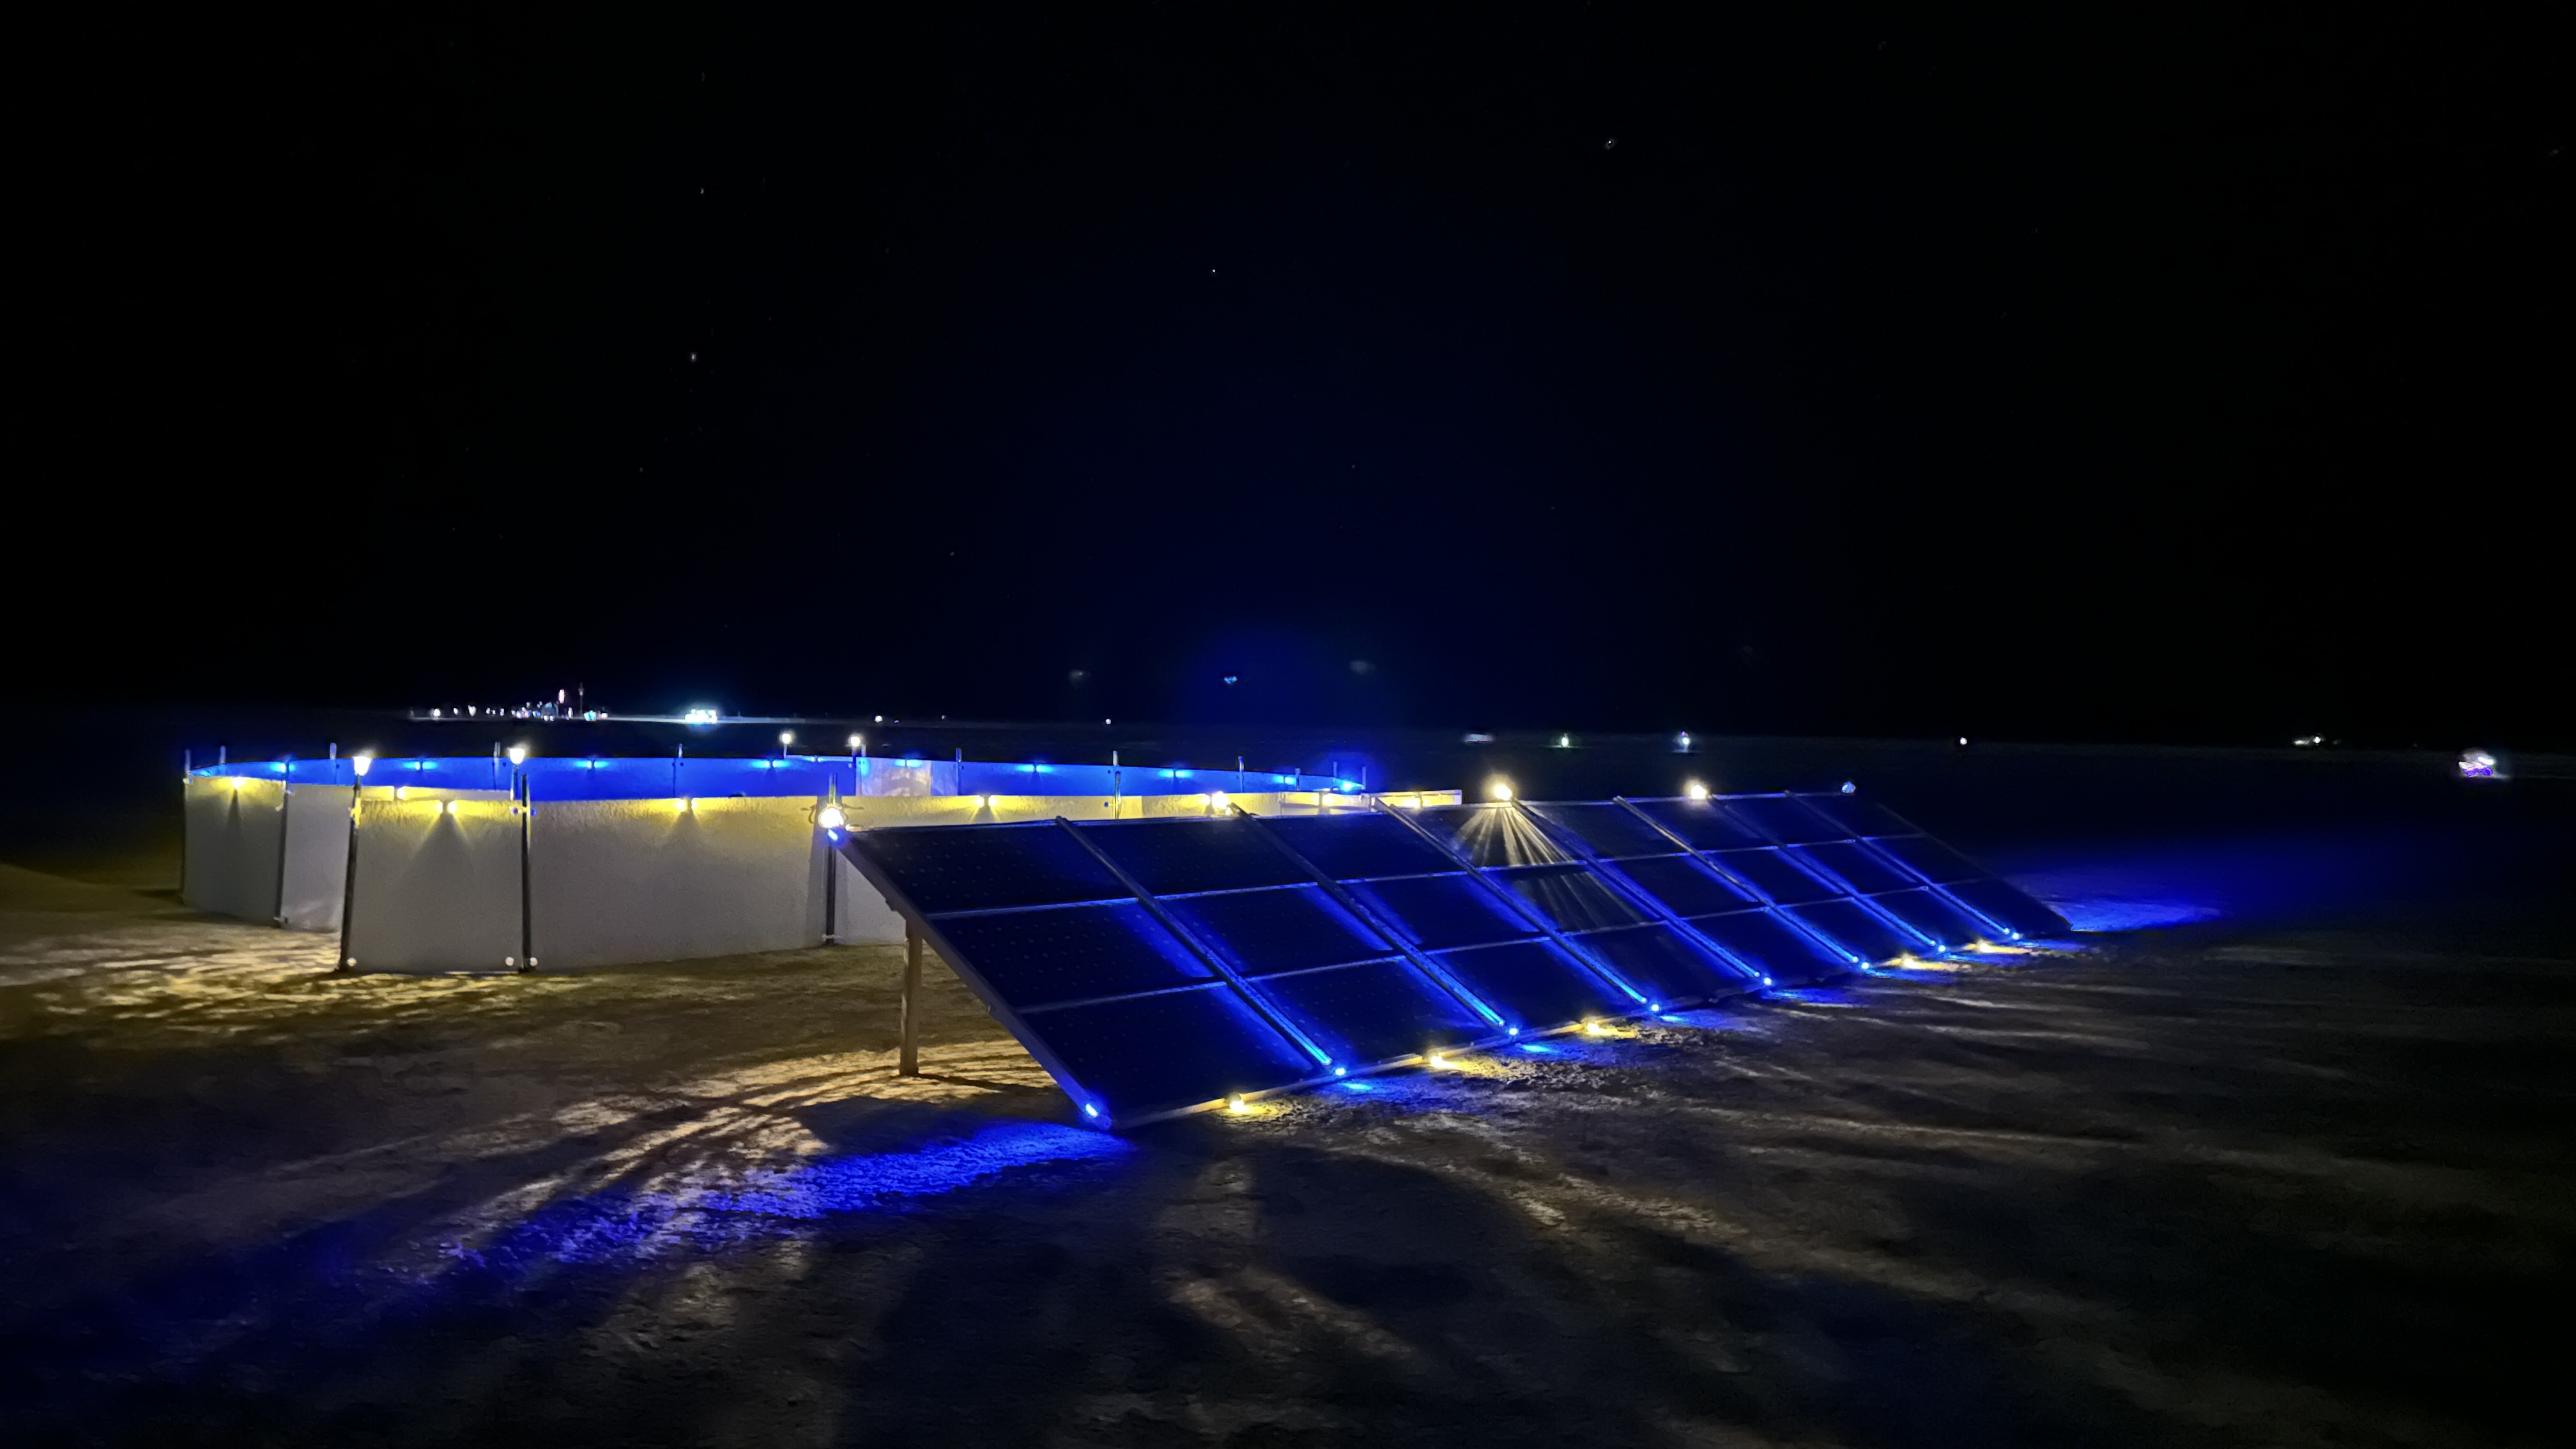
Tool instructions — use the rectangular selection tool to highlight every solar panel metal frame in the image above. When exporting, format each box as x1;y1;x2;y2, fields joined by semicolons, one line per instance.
1700;792;1950;956
1603;799;1874;969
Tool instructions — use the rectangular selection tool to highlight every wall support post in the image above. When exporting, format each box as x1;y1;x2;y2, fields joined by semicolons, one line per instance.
900;921;924;1077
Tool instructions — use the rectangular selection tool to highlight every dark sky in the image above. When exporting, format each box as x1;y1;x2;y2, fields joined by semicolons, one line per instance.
24;8;2567;746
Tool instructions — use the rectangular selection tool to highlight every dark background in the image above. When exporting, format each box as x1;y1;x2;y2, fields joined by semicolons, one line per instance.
19;7;2565;746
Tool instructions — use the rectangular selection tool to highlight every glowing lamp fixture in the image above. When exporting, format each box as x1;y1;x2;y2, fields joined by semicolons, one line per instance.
1225;1094;1249;1114
1206;791;1229;810
677;797;693;813
1427;1052;1452;1069
1082;1103;1100;1119
848;733;862;749
507;745;528;766
1583;1020;1608;1036
815;804;847;831
443;799;459;816
2458;749;2501;779
1487;779;1514;802
1840;780;1857;794
351;754;373;778
1684;780;1709;800
779;731;795;747
394;785;409;801
228;774;245;792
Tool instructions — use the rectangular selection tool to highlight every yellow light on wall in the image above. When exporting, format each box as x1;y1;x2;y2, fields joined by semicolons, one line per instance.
443;799;459;816
228;775;245;792
677;797;693;813
816;804;847;830
394;785;409;801
1225;1094;1249;1114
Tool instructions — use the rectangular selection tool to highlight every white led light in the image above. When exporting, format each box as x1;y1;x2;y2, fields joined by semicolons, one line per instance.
1487;779;1514;802
1684;780;1708;800
351;754;372;778
816;804;847;830
507;745;528;765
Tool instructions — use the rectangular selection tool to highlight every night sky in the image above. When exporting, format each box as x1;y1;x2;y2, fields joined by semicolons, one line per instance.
24;10;2566;746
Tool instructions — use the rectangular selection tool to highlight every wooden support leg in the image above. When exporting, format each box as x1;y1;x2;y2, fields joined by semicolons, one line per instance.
900;921;924;1077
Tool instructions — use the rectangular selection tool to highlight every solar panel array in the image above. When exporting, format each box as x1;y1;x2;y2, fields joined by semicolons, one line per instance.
838;793;2066;1128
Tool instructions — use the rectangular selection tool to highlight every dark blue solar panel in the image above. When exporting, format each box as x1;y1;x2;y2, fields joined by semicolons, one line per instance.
930;901;1213;1008
1524;802;1678;859
1867;888;1991;949
1258;814;1458;880
848;823;1129;914
1414;804;1574;866
1495;864;1650;933
1794;792;1915;837
1868;834;1985;885
1722;795;1848;845
1432;940;1631;1028
1689;910;1854;983
1079;818;1310;896
1630;799;1767;851
1255;959;1489;1066
1165;885;1389;977
1609;854;1763;917
1941;878;2071;938
1345;873;1538;950
1576;925;1750;1005
1704;848;1842;905
1786;841;1918;896
1783;899;1924;963
1023;983;1317;1119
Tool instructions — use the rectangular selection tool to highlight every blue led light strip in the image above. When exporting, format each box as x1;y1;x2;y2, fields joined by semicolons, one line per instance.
1372;801;1655;1008
1234;812;1512;1032
1506;801;1768;991
1051;818;1337;1070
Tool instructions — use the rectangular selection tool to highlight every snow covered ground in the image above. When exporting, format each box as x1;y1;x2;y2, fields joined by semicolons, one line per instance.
3;834;2570;1447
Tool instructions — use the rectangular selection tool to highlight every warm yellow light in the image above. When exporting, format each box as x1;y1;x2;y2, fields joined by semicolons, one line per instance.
228;774;244;792
394;785;410;801
1684;780;1709;801
1428;1052;1453;1069
780;731;795;747
976;794;993;808
848;733;862;749
1583;1019;1608;1036
1225;1094;1249;1114
816;804;847;831
1487;779;1514;802
677;797;693;813
1207;792;1229;809
443;799;459;816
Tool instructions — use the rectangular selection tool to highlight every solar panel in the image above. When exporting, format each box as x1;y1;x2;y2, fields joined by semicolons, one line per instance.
1785;841;1918;896
1256;813;1456;880
1163;885;1386;976
1689;908;1857;983
855;822;1128;913
841;789;2066;1127
1085;817;1310;896
1522;802;1676;860
1793;791;1915;837
1492;864;1652;933
1628;797;1768;851
1414;804;1574;866
1344;873;1537;950
1721;794;1847;845
1607;854;1765;917
932;901;1211;1006
1430;939;1636;1025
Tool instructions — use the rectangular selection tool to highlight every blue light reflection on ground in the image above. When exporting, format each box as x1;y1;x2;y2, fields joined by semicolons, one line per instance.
438;1121;1132;1275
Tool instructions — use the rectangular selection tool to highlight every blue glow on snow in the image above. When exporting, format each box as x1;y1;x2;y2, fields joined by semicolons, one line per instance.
705;1122;1131;1219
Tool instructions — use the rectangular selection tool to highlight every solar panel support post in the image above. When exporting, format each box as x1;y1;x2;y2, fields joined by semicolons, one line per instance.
1608;797;1869;968
1234;815;1511;1032
900;921;923;1077
1506;801;1767;992
1370;800;1656;1011
1053;817;1336;1070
